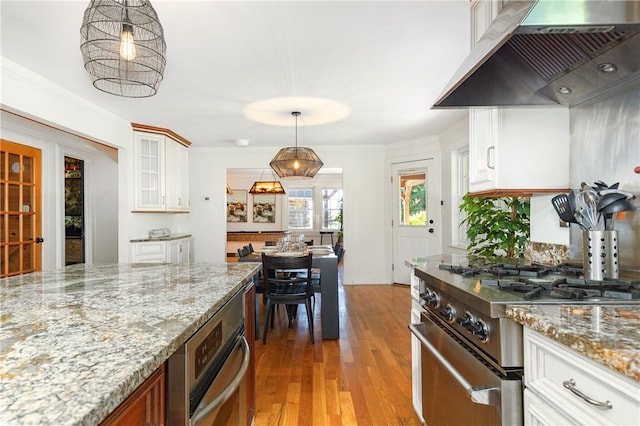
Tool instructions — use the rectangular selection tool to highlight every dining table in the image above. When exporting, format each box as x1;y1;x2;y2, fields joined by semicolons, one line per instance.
238;247;339;340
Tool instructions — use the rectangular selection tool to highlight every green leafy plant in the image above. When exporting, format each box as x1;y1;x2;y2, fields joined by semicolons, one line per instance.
459;194;530;258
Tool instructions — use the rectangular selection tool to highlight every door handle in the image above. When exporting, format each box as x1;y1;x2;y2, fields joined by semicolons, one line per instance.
428;228;434;233
35;237;44;243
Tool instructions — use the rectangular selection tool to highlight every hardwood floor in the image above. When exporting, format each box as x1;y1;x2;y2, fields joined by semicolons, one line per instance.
254;275;421;425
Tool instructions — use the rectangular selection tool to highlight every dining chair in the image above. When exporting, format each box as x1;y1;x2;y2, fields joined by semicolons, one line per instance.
261;252;315;344
237;246;251;259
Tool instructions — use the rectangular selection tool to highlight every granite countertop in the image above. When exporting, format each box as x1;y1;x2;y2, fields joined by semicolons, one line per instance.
129;232;192;242
0;262;260;425
505;304;640;382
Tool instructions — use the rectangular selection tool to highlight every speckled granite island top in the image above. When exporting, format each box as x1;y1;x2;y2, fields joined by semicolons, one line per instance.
505;305;640;382
0;262;260;425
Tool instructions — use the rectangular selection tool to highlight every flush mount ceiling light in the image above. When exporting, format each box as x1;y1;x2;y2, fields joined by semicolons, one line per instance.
249;169;286;195
80;0;166;97
270;112;324;180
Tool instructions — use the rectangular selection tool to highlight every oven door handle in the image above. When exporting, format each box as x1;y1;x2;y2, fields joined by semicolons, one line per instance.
190;334;250;426
409;323;500;406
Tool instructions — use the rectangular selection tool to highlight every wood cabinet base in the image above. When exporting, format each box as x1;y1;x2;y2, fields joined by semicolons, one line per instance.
100;364;165;426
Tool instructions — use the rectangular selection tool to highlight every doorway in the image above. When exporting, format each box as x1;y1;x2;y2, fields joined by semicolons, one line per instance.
391;159;442;284
64;156;85;265
1;139;43;277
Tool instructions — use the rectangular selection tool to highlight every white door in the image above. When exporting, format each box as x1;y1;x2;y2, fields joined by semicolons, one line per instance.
392;159;442;284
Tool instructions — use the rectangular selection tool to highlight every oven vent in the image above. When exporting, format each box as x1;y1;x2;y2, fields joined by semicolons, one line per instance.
506;32;632;82
433;0;640;108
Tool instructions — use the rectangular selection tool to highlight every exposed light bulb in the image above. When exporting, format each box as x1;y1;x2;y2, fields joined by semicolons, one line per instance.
120;23;136;60
293;160;300;169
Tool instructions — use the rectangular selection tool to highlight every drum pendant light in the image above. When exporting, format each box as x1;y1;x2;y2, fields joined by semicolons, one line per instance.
249;169;286;195
80;0;166;97
270;111;324;180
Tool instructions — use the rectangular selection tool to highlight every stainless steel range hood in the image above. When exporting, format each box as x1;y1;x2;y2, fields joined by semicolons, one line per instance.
433;0;640;108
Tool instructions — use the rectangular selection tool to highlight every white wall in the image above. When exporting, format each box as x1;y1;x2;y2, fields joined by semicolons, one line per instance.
1;111;119;268
436;117;469;255
189;145;389;284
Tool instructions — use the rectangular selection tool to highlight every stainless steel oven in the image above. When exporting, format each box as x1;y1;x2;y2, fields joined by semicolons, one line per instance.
167;289;250;426
409;255;640;426
409;314;522;426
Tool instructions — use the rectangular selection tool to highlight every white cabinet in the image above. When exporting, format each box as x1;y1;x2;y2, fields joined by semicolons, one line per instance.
468;0;570;195
524;328;640;426
133;125;190;212
469;107;570;193
167;238;190;264
131;237;191;264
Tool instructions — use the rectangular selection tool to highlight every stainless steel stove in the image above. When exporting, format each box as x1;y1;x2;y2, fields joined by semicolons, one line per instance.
409;255;640;426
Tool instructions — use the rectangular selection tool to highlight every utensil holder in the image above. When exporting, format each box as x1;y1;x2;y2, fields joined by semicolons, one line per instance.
582;230;618;280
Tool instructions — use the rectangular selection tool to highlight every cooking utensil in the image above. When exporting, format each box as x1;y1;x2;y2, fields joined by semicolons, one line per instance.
601;198;635;230
597;192;628;211
575;188;604;230
551;194;577;223
598;189;636;199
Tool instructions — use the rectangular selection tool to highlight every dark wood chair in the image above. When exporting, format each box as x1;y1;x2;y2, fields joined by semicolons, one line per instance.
237;245;251;258
261;252;315;344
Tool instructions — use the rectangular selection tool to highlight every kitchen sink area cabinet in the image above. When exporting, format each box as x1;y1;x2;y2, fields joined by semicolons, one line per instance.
523;328;640;426
132;123;190;213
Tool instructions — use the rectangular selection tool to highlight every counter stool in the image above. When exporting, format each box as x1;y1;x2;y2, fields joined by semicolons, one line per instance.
319;231;334;245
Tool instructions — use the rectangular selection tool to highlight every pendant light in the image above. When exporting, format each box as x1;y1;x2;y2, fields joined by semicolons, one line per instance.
80;0;166;98
270;111;324;180
249;169;286;195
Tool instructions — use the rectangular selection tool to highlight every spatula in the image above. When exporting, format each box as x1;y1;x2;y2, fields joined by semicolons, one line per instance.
551;193;577;224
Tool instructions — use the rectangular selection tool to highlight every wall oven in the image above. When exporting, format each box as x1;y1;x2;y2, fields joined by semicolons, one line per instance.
167;289;250;425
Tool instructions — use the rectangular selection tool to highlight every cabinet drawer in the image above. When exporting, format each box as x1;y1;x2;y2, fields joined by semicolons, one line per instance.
131;241;167;263
524;328;640;425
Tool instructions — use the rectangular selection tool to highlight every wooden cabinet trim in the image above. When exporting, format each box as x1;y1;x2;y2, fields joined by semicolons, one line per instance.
131;123;191;147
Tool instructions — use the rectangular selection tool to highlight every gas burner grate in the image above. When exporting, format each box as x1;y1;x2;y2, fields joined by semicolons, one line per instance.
481;277;640;301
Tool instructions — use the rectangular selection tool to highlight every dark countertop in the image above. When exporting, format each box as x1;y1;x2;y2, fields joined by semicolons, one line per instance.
0;262;260;425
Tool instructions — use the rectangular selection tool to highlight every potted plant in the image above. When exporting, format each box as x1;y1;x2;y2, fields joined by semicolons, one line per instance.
459;194;530;259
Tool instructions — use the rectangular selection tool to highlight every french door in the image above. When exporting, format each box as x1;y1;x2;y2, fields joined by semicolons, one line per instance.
1;139;43;277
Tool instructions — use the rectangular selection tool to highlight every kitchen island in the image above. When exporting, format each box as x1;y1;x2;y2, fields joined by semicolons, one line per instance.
0;262;260;425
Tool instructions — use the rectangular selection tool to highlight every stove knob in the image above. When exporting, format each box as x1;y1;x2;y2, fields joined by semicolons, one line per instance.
470;319;490;343
457;311;474;328
426;291;440;309
440;304;456;323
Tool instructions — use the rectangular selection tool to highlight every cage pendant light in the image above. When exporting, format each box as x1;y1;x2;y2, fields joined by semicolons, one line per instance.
270;111;324;180
80;0;166;98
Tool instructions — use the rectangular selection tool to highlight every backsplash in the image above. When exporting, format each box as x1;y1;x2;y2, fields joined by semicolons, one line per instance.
525;242;568;266
570;79;640;269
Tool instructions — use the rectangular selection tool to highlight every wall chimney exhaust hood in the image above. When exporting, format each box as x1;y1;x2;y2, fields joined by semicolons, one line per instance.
433;0;640;108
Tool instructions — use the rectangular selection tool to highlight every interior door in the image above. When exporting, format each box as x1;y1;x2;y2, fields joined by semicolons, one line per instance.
1;139;43;277
392;159;441;284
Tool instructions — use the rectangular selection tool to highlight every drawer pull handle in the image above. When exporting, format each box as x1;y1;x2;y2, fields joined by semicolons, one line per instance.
562;379;612;410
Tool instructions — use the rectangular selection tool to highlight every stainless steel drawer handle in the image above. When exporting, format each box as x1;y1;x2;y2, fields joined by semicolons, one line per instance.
562;379;612;410
409;323;499;406
190;335;251;425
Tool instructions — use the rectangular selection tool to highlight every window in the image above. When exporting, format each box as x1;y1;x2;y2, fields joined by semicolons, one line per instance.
452;148;470;246
288;188;313;229
398;172;427;226
321;189;343;231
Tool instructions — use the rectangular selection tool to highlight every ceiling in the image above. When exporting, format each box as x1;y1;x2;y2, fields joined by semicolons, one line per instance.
1;1;470;148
